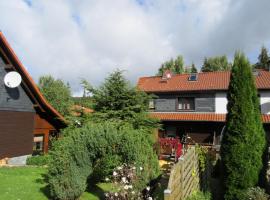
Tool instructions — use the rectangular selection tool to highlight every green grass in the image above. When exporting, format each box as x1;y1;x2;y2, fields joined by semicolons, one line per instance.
0;166;48;200
0;166;113;200
80;183;115;200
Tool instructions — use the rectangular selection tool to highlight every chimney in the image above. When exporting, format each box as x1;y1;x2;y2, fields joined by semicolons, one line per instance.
162;70;173;80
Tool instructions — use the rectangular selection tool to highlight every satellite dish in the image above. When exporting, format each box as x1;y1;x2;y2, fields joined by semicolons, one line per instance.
4;71;22;88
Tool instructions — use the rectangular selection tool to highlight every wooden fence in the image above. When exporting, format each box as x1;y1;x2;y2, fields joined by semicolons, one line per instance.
164;147;199;200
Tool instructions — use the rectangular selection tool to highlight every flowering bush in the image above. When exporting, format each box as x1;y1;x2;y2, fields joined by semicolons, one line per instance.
104;163;153;200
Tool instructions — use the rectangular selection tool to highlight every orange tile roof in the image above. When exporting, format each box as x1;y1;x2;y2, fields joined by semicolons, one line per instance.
138;71;270;92
150;112;270;123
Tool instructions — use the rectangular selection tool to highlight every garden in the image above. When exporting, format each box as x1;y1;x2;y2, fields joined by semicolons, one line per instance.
2;52;270;200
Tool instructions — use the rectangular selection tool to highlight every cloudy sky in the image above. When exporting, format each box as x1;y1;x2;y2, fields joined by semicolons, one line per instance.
0;0;270;95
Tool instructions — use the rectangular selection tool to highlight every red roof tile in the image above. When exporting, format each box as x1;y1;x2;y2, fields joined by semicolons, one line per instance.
138;71;270;92
150;112;270;123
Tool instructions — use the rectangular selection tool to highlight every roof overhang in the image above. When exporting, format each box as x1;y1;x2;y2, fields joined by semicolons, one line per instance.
150;112;270;124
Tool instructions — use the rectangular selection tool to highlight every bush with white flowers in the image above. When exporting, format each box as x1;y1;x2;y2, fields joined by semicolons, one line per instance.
104;164;153;200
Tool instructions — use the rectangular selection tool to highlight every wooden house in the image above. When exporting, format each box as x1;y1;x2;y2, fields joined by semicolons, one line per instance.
0;32;66;164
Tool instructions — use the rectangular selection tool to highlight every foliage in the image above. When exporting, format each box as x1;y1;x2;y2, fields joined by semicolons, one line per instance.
220;52;266;200
48;122;160;200
186;191;211;200
91;154;122;182
201;55;231;72
72;96;93;109
26;155;50;166
38;75;73;116
81;70;160;130
191;63;198;73
157;55;184;75
195;144;208;172
255;46;270;70
243;187;269;200
104;164;152;200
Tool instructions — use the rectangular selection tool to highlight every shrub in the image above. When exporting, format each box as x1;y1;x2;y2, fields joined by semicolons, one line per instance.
186;191;211;200
220;53;266;200
48;122;160;200
91;154;122;182
26;155;49;166
244;187;269;200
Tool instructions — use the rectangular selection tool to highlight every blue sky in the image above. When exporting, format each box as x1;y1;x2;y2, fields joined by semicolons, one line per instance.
0;0;270;95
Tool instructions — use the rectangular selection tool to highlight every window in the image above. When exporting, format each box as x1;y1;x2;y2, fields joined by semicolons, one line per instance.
188;74;198;81
33;135;44;154
178;97;195;111
149;99;155;109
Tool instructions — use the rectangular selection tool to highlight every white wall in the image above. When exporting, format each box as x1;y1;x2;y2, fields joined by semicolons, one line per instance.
260;91;270;114
215;92;228;114
215;91;270;114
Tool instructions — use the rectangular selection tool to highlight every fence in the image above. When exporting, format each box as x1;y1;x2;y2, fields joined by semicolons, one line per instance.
164;147;199;200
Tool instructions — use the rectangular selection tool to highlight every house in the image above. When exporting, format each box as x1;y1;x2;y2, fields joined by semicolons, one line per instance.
0;32;66;164
137;70;270;146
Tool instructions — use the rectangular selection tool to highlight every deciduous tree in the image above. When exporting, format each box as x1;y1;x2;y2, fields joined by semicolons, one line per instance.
38;75;73;116
201;55;231;72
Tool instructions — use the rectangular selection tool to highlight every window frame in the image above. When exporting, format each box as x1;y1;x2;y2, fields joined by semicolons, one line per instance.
149;99;155;110
177;97;195;111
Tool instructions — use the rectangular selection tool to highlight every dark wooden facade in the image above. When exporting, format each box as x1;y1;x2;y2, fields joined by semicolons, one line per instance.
0;111;34;158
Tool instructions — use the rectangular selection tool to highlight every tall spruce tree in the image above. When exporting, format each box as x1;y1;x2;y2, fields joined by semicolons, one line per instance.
191;63;198;73
220;52;266;200
256;46;270;70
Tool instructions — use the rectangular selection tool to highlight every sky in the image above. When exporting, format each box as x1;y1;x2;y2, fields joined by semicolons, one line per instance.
0;0;270;96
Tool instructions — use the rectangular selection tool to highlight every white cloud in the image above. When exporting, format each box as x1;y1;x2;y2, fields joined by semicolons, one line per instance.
0;0;270;95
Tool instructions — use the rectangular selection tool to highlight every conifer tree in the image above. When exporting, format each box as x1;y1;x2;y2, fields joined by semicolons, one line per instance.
191;63;197;73
256;46;270;70
220;52;266;200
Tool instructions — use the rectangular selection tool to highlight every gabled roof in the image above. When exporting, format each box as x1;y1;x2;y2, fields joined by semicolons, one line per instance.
0;32;66;125
150;112;270;123
138;71;270;93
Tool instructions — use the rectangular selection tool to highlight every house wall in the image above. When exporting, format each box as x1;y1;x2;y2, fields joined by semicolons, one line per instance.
215;92;228;114
153;91;270;114
260;91;270;114
0;111;34;159
0;56;34;112
154;93;215;112
0;51;35;160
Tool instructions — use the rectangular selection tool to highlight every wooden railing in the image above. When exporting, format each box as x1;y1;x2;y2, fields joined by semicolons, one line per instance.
164;147;199;200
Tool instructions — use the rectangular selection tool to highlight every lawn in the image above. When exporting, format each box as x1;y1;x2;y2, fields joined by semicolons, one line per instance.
0;166;48;200
0;166;112;200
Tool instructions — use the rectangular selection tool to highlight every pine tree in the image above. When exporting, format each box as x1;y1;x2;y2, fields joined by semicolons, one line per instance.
256;46;270;70
191;63;197;73
220;52;266;200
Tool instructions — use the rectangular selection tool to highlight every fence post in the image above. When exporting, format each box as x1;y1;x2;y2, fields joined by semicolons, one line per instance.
164;189;171;200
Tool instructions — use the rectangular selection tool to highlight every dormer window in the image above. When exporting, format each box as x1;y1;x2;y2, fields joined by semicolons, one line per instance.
188;73;198;81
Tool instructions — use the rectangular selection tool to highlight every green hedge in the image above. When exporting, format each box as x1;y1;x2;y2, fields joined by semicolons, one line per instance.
48;123;160;200
26;155;50;166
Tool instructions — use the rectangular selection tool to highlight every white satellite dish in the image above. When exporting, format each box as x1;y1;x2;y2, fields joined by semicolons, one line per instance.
4;71;22;88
